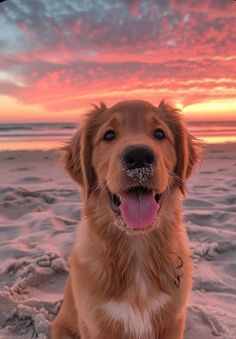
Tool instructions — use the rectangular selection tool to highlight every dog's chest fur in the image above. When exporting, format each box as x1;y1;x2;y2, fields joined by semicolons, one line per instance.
75;222;173;337
102;252;170;337
102;270;170;337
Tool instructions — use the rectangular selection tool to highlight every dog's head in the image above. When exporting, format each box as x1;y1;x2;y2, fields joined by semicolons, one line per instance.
64;100;202;233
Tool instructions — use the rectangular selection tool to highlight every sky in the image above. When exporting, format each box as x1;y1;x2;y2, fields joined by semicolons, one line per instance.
0;0;236;122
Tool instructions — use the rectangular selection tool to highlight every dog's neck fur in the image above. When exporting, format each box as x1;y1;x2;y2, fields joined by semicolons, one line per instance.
77;189;185;301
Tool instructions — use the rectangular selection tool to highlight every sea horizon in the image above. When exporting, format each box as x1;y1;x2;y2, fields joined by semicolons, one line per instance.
0;120;236;151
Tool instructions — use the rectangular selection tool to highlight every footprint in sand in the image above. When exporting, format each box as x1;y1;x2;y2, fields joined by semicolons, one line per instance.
217;195;236;205
19;177;54;184
223;263;236;279
185;213;213;226
199;170;215;175
184;199;214;209
20;176;44;183
225;179;236;187
11;167;31;172
5;156;15;160
185;305;226;339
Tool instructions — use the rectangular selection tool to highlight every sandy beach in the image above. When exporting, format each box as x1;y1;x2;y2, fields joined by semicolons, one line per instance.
0;143;236;339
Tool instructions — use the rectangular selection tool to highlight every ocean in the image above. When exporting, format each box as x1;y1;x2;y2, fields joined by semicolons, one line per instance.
0;121;236;150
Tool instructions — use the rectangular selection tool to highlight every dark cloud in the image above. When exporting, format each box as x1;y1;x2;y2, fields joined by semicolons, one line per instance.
1;0;235;56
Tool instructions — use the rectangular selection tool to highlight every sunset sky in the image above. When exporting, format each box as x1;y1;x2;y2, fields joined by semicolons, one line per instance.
0;0;236;122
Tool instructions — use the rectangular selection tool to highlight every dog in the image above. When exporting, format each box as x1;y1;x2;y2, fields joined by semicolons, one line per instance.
51;100;202;339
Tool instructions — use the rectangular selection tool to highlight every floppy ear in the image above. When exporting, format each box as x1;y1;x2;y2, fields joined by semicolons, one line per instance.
175;131;203;193
185;134;203;179
63;103;107;198
159;101;203;194
63;129;83;185
79;121;97;197
62;124;96;198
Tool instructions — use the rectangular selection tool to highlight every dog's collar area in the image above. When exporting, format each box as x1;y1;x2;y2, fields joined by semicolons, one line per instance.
107;186;163;231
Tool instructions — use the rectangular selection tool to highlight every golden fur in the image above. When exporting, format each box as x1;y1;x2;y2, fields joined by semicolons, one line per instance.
51;100;202;339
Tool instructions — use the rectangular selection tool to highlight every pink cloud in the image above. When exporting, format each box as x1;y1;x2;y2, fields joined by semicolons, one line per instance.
0;0;235;120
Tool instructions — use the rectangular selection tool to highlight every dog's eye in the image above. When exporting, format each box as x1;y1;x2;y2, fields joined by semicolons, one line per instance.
154;128;165;140
104;130;116;142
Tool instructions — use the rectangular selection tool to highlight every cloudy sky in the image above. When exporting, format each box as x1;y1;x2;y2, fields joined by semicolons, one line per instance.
0;0;235;122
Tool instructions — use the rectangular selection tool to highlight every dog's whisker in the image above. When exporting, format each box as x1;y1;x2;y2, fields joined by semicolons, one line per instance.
89;181;106;199
168;170;185;191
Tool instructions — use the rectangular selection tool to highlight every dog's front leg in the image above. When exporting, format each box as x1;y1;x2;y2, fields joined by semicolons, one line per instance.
77;320;92;339
51;276;80;339
158;314;185;339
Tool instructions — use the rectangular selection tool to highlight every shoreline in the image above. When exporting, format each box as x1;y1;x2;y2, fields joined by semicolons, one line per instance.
1;134;236;151
0;140;236;154
0;138;235;152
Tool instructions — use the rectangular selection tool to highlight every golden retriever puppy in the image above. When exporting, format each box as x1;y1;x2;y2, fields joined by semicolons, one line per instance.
51;100;202;339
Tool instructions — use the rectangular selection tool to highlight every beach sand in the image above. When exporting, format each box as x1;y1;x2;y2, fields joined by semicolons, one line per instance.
0;143;235;338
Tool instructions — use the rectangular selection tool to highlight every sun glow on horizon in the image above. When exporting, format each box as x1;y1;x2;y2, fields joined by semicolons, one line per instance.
0;94;236;123
183;99;236;121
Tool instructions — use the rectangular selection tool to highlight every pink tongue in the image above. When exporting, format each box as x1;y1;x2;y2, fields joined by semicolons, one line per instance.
119;191;160;229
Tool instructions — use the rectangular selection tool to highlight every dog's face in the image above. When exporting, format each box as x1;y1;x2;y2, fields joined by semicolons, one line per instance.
65;100;201;233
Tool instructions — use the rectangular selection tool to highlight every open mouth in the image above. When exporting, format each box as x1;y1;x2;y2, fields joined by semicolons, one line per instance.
107;186;163;230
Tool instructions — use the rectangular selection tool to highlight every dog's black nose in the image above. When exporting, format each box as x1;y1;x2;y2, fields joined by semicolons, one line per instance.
122;145;155;170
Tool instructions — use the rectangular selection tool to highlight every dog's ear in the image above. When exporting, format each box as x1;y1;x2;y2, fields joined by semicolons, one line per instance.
175;131;203;194
79;120;97;197
63;103;107;198
158;101;203;194
185;134;203;180
63;129;83;185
